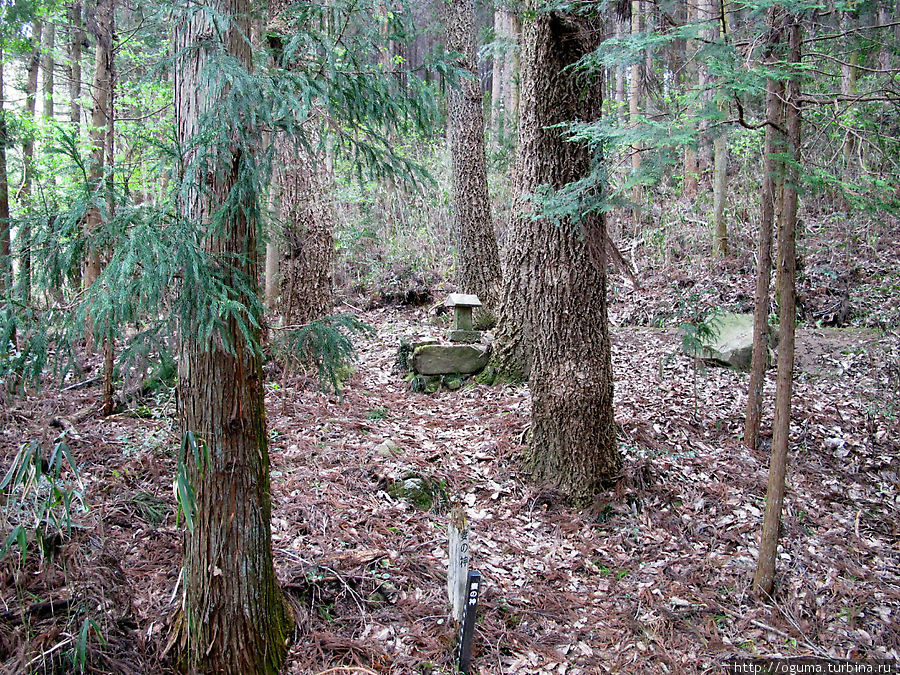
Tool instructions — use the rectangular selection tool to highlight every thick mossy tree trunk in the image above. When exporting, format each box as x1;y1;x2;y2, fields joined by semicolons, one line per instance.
495;2;622;501
175;2;293;672
753;14;801;599
446;0;501;324
274;132;335;326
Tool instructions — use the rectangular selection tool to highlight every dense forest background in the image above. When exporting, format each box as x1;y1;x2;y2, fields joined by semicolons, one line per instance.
0;0;898;672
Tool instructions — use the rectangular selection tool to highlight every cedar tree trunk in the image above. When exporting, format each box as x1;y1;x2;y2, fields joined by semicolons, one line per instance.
495;2;622;500
446;0;501;323
274;133;335;326
174;2;293;672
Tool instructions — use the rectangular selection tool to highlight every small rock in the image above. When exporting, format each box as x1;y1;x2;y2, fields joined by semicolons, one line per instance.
444;376;462;391
374;439;399;457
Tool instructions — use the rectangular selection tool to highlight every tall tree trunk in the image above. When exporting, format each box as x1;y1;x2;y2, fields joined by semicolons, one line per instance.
494;2;622;500
683;0;699;197
840;14;858;204
264;183;280;312
446;0;502;324
43;22;56;120
503;8;520;134
745;31;784;451
83;0;112;295
0;50;10;294
174;0;293;672
629;0;642;228
274;134;335;326
712;125;728;254
20;20;42;305
490;7;506;135
70;1;84;135
614;18;626;115
753;15;801;600
879;5;893;71
709;0;728;254
697;0;713;173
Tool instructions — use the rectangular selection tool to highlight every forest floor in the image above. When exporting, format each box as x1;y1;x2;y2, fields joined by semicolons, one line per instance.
1;258;899;674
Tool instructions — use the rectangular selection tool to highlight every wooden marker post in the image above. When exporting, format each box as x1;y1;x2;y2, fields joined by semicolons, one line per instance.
457;570;481;674
448;507;470;622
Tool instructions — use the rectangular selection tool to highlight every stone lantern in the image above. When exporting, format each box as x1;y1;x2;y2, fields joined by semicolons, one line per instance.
444;293;482;343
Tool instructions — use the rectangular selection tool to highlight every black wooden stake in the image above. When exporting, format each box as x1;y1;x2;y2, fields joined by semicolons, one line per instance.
457;570;481;674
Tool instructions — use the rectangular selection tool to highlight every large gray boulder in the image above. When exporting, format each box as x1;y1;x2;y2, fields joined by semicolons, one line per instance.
411;344;490;375
692;312;756;371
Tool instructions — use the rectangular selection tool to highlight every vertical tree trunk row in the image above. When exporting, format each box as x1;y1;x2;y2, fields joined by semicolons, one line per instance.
753;14;802;600
446;0;501;323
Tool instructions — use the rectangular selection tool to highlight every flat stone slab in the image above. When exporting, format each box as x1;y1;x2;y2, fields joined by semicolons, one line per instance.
444;293;482;308
412;344;490;375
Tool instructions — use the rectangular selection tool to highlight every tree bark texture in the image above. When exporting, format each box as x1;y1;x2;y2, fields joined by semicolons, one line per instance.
446;0;501;324
274;133;335;326
744;30;784;452
495;2;622;500
175;2;293;672
753;15;801;599
70;1;84;134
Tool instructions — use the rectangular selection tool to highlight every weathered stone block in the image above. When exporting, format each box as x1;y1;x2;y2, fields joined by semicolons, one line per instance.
411;344;490;375
688;312;757;371
448;329;482;344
